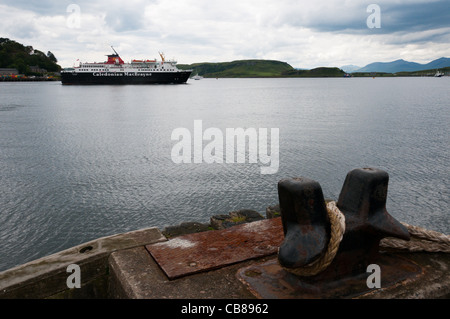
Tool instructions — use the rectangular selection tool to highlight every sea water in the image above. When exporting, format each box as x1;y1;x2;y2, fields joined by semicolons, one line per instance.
0;77;448;271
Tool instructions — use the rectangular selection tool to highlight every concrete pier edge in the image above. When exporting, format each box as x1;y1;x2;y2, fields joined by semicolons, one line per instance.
0;208;449;299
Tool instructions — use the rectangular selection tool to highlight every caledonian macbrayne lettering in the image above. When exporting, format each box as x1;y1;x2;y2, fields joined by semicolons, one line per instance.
92;72;153;76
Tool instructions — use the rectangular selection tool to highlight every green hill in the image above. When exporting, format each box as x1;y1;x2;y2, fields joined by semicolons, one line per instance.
177;60;294;78
282;67;346;77
0;38;61;75
178;60;349;78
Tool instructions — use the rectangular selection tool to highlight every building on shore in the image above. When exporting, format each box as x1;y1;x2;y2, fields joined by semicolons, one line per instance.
29;66;47;74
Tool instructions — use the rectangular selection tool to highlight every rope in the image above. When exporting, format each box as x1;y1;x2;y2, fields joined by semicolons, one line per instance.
380;222;450;253
281;201;345;276
281;201;450;277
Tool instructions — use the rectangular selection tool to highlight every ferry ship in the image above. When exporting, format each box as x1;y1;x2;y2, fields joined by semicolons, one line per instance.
61;47;192;85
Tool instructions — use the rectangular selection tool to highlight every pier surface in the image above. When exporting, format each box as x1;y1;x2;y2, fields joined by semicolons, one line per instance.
0;217;449;299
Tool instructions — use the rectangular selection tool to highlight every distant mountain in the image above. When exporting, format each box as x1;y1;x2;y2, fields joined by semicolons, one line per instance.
176;57;450;78
425;57;450;69
340;65;361;73
356;57;450;73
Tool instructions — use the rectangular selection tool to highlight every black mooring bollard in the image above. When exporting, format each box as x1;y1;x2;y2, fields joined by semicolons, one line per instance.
334;168;410;274
277;168;410;279
277;177;330;269
238;168;422;298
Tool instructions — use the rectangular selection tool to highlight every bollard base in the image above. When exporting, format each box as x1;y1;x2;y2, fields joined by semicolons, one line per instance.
237;253;423;299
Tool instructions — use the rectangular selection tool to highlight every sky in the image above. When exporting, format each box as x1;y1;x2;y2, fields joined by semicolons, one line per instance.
1;0;449;69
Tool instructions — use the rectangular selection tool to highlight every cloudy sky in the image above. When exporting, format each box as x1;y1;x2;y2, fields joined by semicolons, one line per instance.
1;0;449;69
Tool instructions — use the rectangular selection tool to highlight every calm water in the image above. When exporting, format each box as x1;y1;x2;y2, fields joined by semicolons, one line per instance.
0;77;449;272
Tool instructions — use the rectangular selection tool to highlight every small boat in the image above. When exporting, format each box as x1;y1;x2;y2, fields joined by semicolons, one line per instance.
434;70;443;77
192;74;203;80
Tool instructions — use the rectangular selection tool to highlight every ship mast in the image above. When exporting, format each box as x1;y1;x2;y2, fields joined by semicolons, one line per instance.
159;52;165;62
111;46;120;56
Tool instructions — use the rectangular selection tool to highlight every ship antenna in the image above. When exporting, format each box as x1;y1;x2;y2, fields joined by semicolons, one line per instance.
111;46;119;56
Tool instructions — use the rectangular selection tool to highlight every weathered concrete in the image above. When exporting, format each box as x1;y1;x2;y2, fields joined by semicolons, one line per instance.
210;209;265;230
108;246;259;299
162;222;212;238
356;251;450;299
265;204;280;219
0;217;448;299
0;227;165;299
110;218;450;299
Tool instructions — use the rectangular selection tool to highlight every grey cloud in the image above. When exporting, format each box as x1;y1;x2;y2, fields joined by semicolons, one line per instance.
1;0;75;15
381;1;450;33
104;8;145;32
2;0;152;32
281;1;450;37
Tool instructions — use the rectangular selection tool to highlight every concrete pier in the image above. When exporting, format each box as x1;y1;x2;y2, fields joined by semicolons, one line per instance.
1;216;449;299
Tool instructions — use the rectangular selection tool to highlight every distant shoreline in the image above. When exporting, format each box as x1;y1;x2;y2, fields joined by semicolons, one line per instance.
1;74;448;83
178;59;450;79
0;77;59;82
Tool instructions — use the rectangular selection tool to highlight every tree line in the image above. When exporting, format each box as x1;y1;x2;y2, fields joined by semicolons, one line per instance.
0;38;61;75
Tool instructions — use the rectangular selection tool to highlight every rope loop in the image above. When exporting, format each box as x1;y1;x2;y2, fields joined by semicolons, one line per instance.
281;201;345;277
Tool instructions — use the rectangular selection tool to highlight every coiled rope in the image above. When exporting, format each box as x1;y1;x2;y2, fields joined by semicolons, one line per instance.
282;201;450;277
281;201;345;276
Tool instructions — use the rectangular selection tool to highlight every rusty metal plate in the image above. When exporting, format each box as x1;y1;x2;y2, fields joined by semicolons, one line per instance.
237;253;423;299
146;218;283;279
